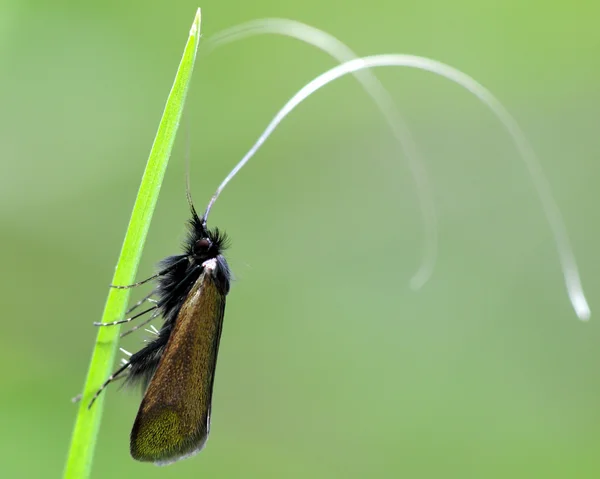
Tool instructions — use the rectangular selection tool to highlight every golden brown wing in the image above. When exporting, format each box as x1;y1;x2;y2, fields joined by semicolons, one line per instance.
130;264;226;464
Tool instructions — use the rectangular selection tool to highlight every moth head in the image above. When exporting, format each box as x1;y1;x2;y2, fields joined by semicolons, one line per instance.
192;237;214;262
189;227;228;262
186;209;228;262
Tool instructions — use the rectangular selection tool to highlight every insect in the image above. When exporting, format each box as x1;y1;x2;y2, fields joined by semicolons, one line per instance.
89;199;231;465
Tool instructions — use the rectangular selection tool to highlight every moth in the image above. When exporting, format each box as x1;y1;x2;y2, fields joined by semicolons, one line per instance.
90;203;231;465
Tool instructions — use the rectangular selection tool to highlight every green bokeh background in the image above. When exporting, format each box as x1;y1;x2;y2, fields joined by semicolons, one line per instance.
2;1;599;478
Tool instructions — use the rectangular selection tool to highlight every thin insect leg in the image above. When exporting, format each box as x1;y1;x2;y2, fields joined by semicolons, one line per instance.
110;256;188;289
125;291;158;315
120;310;162;338
88;362;131;409
93;306;158;327
71;374;128;404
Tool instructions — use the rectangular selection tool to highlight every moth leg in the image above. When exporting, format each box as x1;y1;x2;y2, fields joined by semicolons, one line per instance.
110;274;160;290
88;362;131;409
93;306;159;327
110;257;188;289
120;310;162;338
125;291;158;315
71;374;127;404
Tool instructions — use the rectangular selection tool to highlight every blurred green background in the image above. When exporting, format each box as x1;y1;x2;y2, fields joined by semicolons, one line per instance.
1;1;599;478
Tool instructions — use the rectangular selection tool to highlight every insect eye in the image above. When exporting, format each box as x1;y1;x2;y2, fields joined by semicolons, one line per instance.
195;238;211;252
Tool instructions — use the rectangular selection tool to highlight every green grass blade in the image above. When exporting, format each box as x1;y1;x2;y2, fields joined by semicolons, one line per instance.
63;9;202;478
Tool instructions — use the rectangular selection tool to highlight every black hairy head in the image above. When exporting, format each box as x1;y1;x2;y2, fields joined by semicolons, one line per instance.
184;209;229;263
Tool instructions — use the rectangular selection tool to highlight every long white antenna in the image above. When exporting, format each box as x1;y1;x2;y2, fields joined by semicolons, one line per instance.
203;54;590;321
203;19;437;291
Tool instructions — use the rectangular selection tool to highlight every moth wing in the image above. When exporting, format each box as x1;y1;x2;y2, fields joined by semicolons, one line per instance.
130;268;226;464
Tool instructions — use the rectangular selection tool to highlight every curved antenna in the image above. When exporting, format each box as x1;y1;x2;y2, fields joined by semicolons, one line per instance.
203;18;436;290
203;54;591;321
